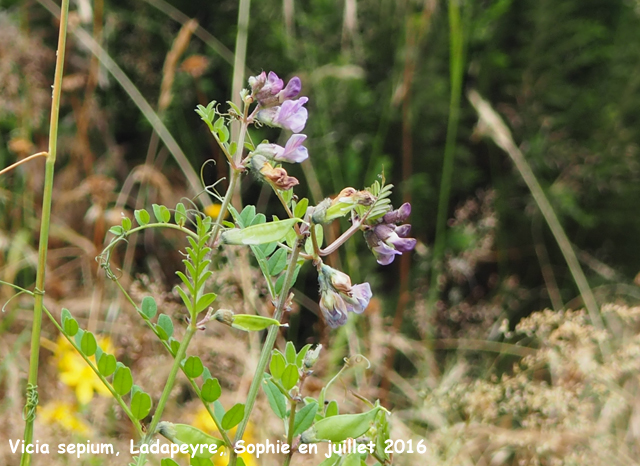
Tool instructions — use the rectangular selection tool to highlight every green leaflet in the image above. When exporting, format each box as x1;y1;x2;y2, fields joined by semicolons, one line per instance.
221;218;301;245
157;422;224;458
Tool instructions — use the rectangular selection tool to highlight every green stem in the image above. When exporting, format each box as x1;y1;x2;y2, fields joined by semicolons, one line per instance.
210;106;248;243
310;223;321;260
114;279;234;447
136;324;197;466
427;0;465;317
230;0;250;208
211;168;241;242
282;398;298;466
125;222;199;239
228;240;303;466
20;1;69;464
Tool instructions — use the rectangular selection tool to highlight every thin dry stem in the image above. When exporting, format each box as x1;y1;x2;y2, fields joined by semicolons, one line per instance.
468;89;608;355
0;152;47;176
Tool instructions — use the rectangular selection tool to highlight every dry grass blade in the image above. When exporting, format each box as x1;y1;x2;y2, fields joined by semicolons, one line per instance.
140;0;242;71
467;89;608;354
158;19;198;113
38;0;211;207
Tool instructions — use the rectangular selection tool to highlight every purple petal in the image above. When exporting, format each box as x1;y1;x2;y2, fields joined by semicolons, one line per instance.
320;293;348;328
373;224;395;242
278;76;302;101
394;224;412;237
388;235;416;253
383;202;412;224
275;134;308;163
266;71;284;94
350;283;372;313
373;243;401;265
274;97;309;133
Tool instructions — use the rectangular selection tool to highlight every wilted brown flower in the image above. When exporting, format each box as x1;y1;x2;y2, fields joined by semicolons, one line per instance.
259;162;299;191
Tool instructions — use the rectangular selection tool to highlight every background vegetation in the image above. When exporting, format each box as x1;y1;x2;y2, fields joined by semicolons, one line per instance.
2;0;640;464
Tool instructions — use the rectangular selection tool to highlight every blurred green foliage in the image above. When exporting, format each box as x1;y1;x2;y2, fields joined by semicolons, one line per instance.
2;0;640;325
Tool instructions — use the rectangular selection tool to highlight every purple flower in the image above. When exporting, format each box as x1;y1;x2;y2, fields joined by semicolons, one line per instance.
249;72;301;107
364;202;417;265
253;134;308;164
371;242;401;266
318;264;372;328
383;202;411;224
257;97;309;133
277;76;301;102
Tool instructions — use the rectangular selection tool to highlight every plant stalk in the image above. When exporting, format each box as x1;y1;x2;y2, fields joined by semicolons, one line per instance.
282;398;298;466
230;0;251;209
20;1;69;464
211;168;241;242
228;240;302;466
136;324;197;465
427;0;465;320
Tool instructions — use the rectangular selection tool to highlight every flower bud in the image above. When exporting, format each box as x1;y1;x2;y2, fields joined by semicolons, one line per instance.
311;188;375;225
364;202;416;265
213;309;235;326
250;71;284;107
382;202;411;224
249;72;302;108
317;264;372;328
303;344;322;369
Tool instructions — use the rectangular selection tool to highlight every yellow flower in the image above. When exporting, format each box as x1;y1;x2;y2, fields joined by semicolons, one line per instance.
38;401;91;435
191;407;258;466
204;204;229;220
55;335;113;405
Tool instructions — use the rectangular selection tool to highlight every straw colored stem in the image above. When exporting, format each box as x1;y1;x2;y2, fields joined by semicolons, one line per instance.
467;89;609;355
20;1;69;464
0;152;47;176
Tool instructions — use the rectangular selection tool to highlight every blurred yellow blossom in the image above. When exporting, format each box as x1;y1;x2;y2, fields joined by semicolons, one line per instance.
204;203;229;220
55;335;113;405
38;401;91;435
191;407;257;466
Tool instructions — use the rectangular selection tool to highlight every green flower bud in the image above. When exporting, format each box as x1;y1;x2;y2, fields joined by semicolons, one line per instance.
300;406;383;444
311;188;375;225
303;344;322;369
213;309;235;326
157;422;225;458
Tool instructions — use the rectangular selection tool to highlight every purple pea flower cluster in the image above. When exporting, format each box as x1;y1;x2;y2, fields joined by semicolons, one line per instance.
317;264;372;328
363;203;417;265
247;71;310;190
250;71;309;134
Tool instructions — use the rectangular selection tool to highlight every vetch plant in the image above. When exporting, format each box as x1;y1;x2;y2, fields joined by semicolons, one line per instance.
23;70;415;466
